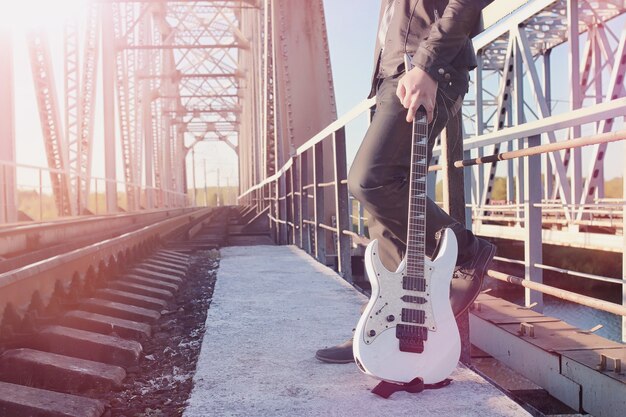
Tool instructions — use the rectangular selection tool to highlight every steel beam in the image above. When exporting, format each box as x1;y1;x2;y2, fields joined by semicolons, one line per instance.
525;134;544;311
0;29;17;223
64;20;80;214
102;1;119;213
27;32;74;217
568;0;583;215
120;43;244;49
77;6;100;214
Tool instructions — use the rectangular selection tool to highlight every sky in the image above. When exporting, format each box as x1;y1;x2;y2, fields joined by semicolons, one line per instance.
2;0;625;195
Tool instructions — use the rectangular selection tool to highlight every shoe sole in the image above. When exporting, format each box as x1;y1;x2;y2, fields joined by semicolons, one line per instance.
314;352;354;364
454;243;497;319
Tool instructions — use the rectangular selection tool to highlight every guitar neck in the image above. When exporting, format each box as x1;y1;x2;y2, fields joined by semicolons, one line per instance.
406;111;428;277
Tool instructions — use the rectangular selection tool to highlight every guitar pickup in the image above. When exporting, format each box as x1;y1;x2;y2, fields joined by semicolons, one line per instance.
401;295;427;304
402;276;426;292
401;308;426;324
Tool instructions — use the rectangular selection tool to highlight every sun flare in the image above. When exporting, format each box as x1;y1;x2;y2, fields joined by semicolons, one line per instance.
1;0;87;31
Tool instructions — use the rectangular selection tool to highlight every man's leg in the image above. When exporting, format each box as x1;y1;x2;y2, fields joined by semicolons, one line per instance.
348;78;477;269
315;78;495;363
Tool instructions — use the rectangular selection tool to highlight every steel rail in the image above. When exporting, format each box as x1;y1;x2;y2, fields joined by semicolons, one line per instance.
0;208;212;324
487;269;626;317
0;208;198;259
458;98;626;152
493;256;624;285
237;98;375;201
455;129;626;168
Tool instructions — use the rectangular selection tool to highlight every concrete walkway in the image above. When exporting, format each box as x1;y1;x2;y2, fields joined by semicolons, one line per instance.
184;246;531;417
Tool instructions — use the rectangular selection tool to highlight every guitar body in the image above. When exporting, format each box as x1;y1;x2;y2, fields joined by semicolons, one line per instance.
353;224;461;384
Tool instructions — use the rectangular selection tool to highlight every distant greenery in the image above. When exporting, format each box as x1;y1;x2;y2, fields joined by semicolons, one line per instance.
435;176;623;202
15;186;239;220
604;177;622;198
13;177;624;221
188;186;239;207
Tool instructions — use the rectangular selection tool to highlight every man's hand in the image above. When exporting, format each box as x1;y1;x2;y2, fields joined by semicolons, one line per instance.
396;66;438;123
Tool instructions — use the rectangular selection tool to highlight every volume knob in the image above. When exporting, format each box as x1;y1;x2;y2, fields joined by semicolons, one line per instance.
368;330;376;337
386;315;395;322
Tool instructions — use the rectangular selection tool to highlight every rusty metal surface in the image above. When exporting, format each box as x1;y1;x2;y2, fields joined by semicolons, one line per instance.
498;320;625;352
561;347;626;384
472;293;561;324
0;208;198;258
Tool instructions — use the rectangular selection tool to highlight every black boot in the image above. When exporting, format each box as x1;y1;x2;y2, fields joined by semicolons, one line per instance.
450;237;496;317
315;338;354;364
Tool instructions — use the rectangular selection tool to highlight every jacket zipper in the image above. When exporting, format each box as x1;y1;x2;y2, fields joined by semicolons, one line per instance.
434;8;440;22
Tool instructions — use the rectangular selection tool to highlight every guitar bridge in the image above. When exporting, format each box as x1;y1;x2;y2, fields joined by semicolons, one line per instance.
399;338;425;353
396;323;428;354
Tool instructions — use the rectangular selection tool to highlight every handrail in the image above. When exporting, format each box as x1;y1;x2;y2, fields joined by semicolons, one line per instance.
456;129;626;167
237;98;374;201
460;97;626;151
295;98;375;156
488;269;626;318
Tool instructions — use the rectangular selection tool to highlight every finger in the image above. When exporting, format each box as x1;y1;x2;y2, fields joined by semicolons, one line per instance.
406;99;419;123
396;82;406;102
425;103;435;123
402;91;414;110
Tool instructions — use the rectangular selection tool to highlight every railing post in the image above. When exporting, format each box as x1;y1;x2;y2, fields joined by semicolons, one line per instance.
333;128;352;282
313;142;326;263
514;38;525;225
358;200;365;236
292;156;301;247
269;182;277;242
285;165;292;244
277;174;288;244
525;134;544;311
441;111;471;364
299;152;310;253
622;141;626;342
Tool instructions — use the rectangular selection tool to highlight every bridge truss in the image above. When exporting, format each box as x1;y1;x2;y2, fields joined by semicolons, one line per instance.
0;0;247;220
461;0;626;239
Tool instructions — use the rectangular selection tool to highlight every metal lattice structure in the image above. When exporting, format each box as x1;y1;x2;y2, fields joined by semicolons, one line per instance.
27;32;74;217
461;0;626;236
7;0;251;217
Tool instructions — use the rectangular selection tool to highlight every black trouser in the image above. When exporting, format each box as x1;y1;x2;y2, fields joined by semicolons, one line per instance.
348;75;479;271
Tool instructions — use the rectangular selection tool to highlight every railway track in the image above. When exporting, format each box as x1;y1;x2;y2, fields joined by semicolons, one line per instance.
0;206;235;417
0;208;200;274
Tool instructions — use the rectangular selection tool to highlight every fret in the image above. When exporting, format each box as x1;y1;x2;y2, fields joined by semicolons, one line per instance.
405;113;428;279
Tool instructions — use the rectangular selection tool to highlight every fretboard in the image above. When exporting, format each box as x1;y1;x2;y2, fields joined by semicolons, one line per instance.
405;110;428;282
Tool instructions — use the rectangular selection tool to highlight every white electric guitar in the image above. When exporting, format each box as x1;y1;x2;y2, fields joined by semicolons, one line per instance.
353;107;461;385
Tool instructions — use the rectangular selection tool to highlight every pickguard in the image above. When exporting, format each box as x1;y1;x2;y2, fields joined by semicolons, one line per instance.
360;262;436;347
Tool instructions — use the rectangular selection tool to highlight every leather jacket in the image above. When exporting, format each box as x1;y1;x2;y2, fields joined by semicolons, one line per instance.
369;0;488;98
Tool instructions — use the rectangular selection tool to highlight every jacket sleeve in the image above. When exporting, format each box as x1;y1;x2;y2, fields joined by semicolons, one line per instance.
411;0;485;84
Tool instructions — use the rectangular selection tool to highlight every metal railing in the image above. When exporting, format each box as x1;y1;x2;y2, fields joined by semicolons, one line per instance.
0;159;191;222
238;92;626;342
239;98;376;282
